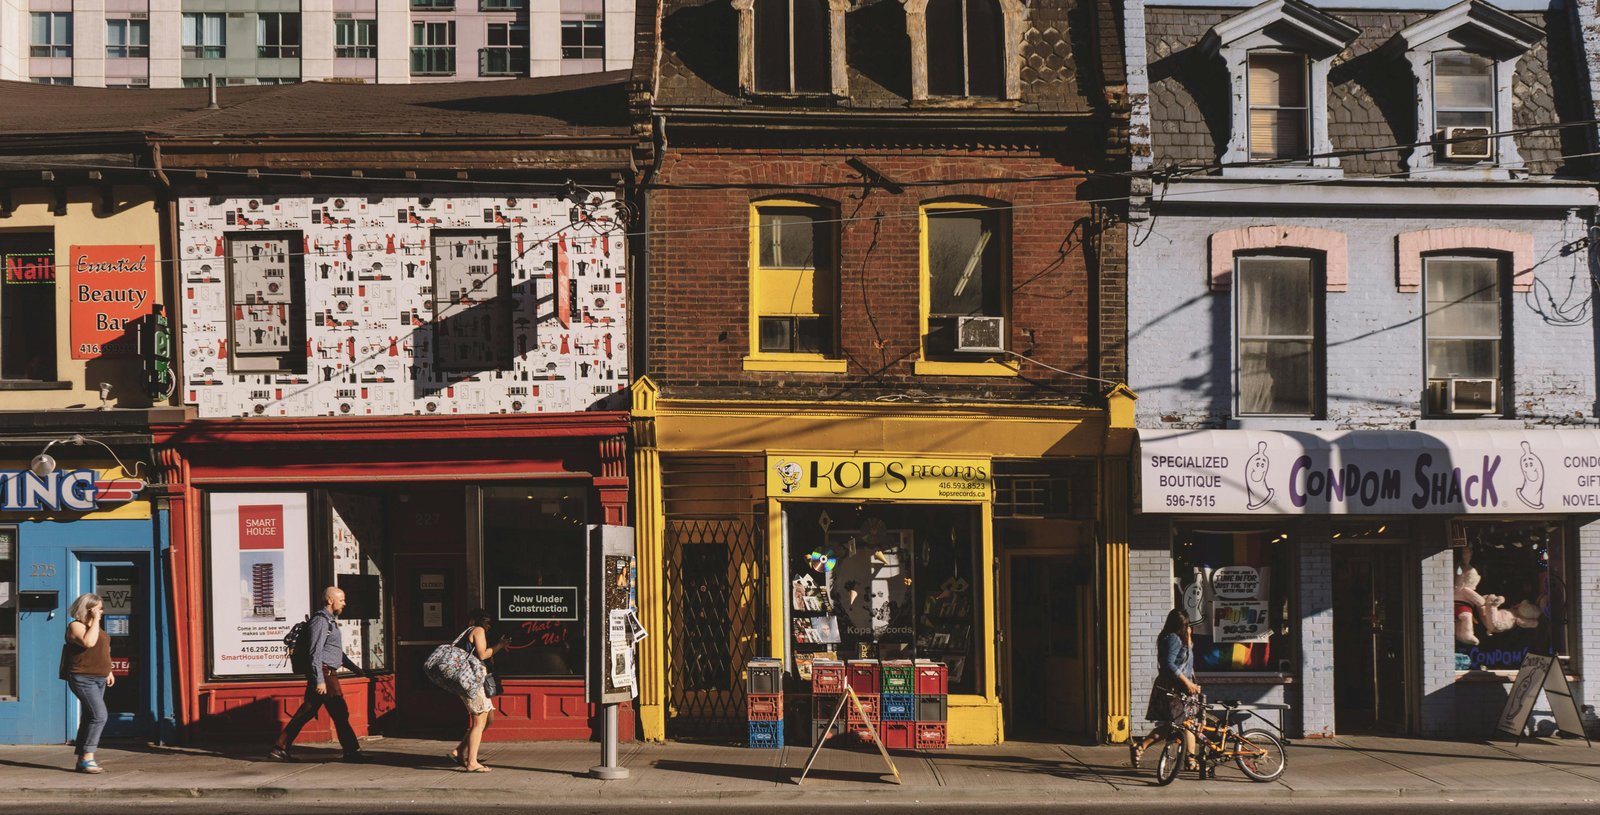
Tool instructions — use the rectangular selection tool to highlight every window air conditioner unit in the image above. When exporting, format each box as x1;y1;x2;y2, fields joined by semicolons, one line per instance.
956;316;1005;353
1430;377;1497;415
1442;126;1493;161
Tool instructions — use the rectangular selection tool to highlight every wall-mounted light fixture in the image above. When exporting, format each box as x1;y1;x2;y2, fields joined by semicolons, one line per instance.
30;434;148;480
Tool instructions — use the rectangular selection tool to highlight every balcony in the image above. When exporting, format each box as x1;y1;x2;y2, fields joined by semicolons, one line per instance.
410;0;454;9
479;46;527;76
410;46;455;76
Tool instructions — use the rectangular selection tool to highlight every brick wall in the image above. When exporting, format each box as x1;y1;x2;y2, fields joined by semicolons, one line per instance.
645;147;1124;403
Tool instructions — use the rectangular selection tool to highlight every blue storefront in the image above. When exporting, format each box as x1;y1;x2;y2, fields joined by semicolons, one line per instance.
0;461;176;745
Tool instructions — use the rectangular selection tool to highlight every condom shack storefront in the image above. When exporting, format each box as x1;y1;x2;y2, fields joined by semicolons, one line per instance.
1134;428;1600;739
631;379;1138;745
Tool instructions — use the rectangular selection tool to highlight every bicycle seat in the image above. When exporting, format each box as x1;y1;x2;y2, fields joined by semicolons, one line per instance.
1217;699;1243;708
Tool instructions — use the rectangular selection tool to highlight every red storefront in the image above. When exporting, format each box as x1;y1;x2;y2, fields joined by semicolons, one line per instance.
154;414;632;743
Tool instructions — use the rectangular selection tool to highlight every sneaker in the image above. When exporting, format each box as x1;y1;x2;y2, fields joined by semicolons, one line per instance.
342;751;371;764
267;747;294;762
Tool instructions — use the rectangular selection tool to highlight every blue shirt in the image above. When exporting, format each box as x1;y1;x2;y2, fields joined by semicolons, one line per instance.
306;609;360;681
1157;631;1194;684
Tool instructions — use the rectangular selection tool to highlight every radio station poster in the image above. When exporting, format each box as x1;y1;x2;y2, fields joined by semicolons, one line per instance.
69;245;155;359
208;493;310;677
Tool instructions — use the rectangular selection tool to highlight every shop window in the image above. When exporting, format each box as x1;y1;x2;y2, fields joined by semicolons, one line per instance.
226;233;306;374
1453;521;1568;671
783;503;982;694
481;486;587;678
331;493;388;672
1424;256;1505;417
0;234;57;381
754;0;831;94
1247;52;1308;161
1173;526;1292;675
750;202;837;359
1236;254;1320;417
926;0;1002;98
183;13;226;59
430;231;512;371
257;13;302;59
922;202;1007;359
0;528;15;700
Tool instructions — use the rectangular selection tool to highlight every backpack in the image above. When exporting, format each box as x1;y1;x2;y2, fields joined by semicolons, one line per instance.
284;617;313;674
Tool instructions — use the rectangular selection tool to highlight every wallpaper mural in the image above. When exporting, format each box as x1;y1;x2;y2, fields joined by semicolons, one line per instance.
178;195;627;418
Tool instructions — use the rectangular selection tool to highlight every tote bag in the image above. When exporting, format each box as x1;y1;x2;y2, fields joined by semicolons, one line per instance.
423;626;487;695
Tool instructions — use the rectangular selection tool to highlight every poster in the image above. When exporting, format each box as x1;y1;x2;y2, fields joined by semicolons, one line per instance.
68;245;156;359
208;493;311;677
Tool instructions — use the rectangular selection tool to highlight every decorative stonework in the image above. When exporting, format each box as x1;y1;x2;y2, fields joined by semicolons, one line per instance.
900;0;1027;101
1396;226;1534;293
733;0;851;97
1208;225;1348;291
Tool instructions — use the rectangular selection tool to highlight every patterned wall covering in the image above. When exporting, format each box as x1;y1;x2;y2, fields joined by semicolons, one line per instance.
178;195;627;418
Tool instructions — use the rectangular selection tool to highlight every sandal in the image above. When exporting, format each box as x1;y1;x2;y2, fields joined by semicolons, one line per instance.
76;759;103;774
448;750;464;767
463;764;492;773
1129;742;1145;768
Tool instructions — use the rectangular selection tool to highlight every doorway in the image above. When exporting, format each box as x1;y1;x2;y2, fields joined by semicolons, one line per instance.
75;554;152;740
385;489;470;737
1332;543;1410;733
1002;550;1090;737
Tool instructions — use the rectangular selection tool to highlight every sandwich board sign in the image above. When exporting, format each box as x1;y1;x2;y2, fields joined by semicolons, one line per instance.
1496;653;1590;746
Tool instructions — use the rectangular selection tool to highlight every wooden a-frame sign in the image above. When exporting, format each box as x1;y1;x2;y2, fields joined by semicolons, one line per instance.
1497;652;1592;746
796;686;903;785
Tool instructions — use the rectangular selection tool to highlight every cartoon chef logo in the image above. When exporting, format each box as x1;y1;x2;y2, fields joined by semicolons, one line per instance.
774;460;803;494
1516;440;1545;510
1245;441;1275;510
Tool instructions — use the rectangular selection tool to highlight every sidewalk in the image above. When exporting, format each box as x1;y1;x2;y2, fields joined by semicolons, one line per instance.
1;732;1598;807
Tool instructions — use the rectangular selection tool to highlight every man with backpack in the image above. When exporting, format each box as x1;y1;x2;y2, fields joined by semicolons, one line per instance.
269;586;369;762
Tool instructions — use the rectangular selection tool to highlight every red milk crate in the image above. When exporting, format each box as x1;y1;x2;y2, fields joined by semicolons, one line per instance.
846;693;881;724
746;693;784;721
914;721;947;750
847;661;880;694
812;660;846;694
849;723;877;743
914;661;948;695
880;721;914;750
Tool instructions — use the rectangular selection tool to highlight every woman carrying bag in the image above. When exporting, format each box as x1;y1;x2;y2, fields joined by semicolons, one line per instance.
61;593;115;774
447;608;507;773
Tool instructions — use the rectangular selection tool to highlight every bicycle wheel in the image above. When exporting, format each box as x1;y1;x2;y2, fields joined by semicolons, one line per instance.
1231;728;1287;782
1154;736;1186;786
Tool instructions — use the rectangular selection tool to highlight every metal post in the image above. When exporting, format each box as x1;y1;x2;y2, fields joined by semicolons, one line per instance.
589;703;628;779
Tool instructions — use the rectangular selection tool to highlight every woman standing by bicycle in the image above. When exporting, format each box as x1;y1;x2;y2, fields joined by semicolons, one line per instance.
1130;608;1201;768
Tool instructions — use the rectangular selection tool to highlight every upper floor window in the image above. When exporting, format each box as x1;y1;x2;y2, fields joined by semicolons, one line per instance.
335;19;377;58
1247;52;1308;161
258;13;301;59
227;234;305;374
30;13;72;59
926;0;1002;98
183;13;226;59
483;22;529;75
561;17;604;61
754;0;830;93
922;203;1007;359
431;231;512;371
750;203;837;359
412;21;456;76
1433;52;1494;160
106;19;149;58
1424;257;1504;416
0;234;57;382
1236;255;1319;416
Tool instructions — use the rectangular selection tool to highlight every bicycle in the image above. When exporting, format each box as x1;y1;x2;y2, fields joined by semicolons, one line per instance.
1149;692;1288;786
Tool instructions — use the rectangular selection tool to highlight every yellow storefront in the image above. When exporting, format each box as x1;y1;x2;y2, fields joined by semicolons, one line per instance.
631;378;1137;745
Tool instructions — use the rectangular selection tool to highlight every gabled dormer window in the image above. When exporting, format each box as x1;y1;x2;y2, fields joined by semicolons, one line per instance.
734;0;847;96
1203;0;1358;177
1397;0;1541;177
900;0;1023;101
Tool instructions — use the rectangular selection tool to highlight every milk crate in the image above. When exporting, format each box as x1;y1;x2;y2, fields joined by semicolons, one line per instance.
746;693;783;721
914;661;948;695
916;694;947;722
846;693;881;724
880;721;914;750
745;658;783;695
880;661;914;694
914;721;947;750
812;660;846;694
881;693;915;721
747;719;784;749
846;661;880;694
813;693;844;720
811;717;845;746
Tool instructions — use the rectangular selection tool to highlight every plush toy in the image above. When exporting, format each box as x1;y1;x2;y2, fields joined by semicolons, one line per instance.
1510;598;1544;629
1479;593;1518;635
1454;563;1487;645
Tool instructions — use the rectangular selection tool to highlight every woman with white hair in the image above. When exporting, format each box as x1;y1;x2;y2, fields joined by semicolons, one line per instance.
62;592;115;773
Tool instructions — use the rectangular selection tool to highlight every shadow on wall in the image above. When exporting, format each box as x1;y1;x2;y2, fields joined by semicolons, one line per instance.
423;83;631;128
661;0;741;98
847;0;912;99
1148;46;1231;162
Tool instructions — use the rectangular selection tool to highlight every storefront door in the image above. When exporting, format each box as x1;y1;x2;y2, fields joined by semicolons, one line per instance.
75;555;150;739
389;554;469;736
1002;551;1088;736
1333;544;1408;733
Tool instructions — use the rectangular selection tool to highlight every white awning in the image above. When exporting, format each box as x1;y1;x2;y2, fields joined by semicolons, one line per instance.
1139;428;1600;515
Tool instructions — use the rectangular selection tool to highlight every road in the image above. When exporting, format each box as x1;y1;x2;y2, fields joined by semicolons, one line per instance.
5;804;1598;814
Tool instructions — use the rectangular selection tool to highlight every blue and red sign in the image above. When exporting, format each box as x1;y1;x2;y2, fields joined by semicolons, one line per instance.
0;470;144;513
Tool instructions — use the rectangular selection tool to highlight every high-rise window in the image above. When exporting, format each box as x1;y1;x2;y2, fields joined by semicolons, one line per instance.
925;0;1002;98
106;19;149;58
183;13;226;59
1247;52;1308;160
30;13;72;58
411;21;456;75
335;19;377;58
560;17;604;60
482;22;529;75
257;13;301;58
1236;255;1319;416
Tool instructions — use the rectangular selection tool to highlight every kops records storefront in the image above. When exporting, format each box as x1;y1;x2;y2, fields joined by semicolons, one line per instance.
1135;429;1600;739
